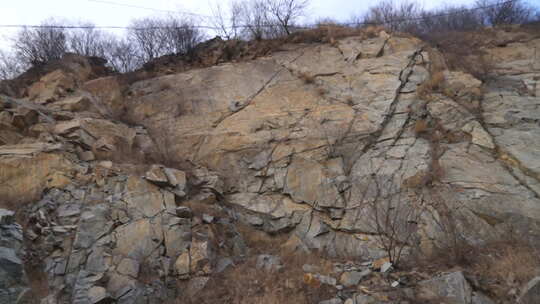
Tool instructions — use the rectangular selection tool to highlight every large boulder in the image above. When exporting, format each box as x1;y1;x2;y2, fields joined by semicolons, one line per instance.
418;271;472;304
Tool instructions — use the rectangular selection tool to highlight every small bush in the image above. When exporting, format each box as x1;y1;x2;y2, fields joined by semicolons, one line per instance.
298;71;315;84
417;71;445;100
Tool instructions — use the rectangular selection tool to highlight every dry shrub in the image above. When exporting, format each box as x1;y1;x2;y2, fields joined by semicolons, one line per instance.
234;223;289;255
176;247;335;304
298;71;315;84
426;31;495;81
414;238;540;301
172;220;336;304
23;262;49;299
414;119;430;135
473;241;540;287
286;23;384;45
0;177;42;212
417;71;445;100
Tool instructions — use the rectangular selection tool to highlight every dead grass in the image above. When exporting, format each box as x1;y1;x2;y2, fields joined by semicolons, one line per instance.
417;71;445;100
287;23;385;45
425;31;495;82
167;219;338;304
410;238;540;301
0;177;42;212
298;71;315;84
413;119;430;135
473;241;540;287
174;243;335;304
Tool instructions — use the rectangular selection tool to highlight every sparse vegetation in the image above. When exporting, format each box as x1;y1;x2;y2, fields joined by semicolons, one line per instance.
362;175;424;267
175;223;336;304
1;0;539;80
298;71;315;84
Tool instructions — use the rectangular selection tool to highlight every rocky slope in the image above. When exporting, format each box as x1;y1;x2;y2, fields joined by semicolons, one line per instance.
1;27;540;304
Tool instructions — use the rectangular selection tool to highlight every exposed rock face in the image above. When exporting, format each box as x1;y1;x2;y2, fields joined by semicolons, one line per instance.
0;209;29;304
116;30;540;258
25;171;246;303
0;28;538;303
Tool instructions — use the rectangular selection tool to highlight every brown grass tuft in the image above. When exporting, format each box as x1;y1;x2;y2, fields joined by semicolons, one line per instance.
414;119;430;135
473;241;540;288
299;71;315;84
417;71;445;100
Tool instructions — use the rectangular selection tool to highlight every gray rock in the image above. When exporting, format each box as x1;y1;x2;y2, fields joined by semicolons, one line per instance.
340;269;371;287
380;262;392;273
0;209;14;225
315;274;337;286
117;258;140;278
0;247;24;285
354;294;377;304
472;292;495;304
319;298;343;304
519;276;540;304
215;258;234;273
175;207;193;219
202;214;214;224
88;286;112;304
418;271;472;304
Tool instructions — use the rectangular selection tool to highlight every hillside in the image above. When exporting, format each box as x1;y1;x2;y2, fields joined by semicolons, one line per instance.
1;26;540;304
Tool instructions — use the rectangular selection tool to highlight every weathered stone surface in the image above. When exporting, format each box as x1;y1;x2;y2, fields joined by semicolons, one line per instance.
0;153;76;204
116;258;139;278
50;95;93;112
519;276;540;304
0;142;63;155
28;69;76;103
340;269;371;287
0;209;28;304
472;292;495;304
3;30;540;303
418;271;472;304
144;165;187;197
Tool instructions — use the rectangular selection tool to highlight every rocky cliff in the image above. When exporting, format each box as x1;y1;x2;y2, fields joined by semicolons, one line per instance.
1;27;540;304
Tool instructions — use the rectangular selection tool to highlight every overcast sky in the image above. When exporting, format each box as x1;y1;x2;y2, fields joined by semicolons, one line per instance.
0;0;537;49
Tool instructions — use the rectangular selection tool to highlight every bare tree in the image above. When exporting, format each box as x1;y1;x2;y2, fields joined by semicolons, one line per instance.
476;0;532;25
359;174;423;267
12;18;68;65
102;37;142;73
236;0;272;40
362;0;422;32
128;17;167;62
161;16;206;55
67;22;108;58
129;16;205;62
417;5;483;37
265;0;309;35
210;2;242;39
0;50;26;80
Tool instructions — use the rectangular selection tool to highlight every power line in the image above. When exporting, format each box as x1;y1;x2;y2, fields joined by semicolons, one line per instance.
85;0;212;18
0;0;523;31
0;24;221;30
